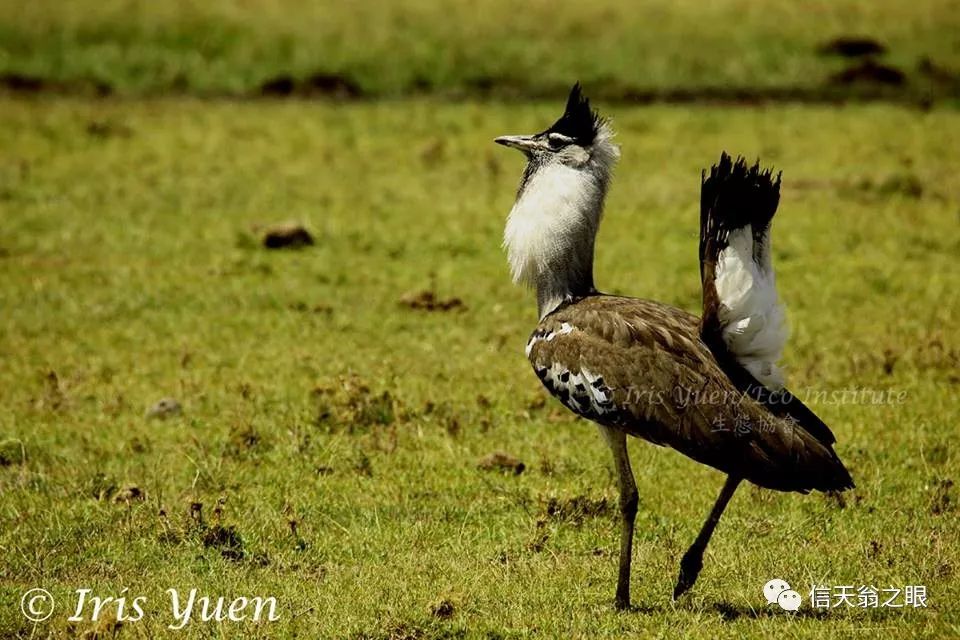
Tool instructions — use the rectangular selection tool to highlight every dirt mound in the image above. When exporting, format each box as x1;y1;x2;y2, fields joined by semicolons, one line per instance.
818;36;886;58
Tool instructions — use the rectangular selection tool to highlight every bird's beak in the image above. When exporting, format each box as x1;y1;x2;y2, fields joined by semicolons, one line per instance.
494;135;538;152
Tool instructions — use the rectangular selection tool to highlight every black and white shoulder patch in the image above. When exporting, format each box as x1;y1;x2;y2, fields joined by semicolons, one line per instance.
526;322;617;420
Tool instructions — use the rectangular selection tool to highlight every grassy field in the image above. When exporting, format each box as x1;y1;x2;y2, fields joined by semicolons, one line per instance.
1;0;959;99
1;96;958;638
0;1;958;637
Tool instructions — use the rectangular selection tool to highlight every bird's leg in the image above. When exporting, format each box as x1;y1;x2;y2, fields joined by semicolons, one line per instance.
673;475;741;600
598;426;638;610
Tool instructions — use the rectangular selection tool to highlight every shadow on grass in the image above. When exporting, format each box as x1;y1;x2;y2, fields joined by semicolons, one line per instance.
709;602;828;621
616;600;910;623
612;601;805;620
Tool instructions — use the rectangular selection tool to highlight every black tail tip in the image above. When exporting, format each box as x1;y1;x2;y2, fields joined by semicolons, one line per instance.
821;460;855;493
701;151;783;229
706;151;782;192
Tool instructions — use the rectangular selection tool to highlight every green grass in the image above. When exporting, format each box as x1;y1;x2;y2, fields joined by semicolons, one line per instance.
1;96;958;638
0;0;959;98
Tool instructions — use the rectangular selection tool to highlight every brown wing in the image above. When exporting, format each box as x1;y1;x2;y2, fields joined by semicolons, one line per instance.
527;296;852;493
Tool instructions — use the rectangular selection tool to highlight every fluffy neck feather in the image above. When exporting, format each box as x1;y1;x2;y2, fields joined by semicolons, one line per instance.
504;132;618;319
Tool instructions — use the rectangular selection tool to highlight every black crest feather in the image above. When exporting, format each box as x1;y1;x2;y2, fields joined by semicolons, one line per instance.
546;83;601;146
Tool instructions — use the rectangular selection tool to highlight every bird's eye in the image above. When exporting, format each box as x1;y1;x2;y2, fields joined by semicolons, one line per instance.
547;133;572;149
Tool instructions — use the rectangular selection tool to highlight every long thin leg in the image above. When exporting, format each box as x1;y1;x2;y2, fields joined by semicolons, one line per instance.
598;425;638;610
673;475;741;600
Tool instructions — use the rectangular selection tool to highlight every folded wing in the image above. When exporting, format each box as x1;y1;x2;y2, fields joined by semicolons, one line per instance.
526;297;853;492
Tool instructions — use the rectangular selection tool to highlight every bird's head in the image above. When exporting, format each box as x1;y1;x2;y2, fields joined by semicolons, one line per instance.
495;84;619;318
495;83;619;178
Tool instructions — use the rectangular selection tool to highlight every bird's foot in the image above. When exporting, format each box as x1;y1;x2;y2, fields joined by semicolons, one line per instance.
614;583;632;611
672;550;703;601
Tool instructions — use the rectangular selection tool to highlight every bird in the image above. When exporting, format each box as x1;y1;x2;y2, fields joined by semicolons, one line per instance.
494;83;854;609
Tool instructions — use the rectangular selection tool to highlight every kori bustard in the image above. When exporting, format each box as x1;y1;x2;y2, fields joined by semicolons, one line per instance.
495;84;853;608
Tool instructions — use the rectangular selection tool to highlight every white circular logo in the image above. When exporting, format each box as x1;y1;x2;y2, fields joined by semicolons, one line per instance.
777;589;802;611
20;588;55;622
763;578;791;605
